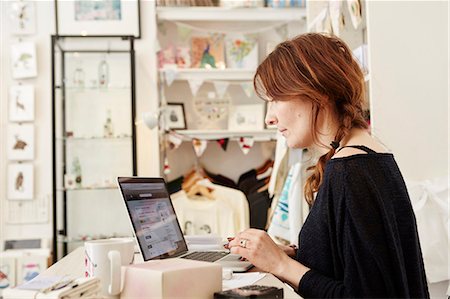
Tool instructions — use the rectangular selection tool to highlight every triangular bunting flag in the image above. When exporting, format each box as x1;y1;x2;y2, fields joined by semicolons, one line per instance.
329;0;342;36
347;0;362;29
163;65;178;87
192;138;208;157
213;81;230;99
167;132;183;150
238;137;255;155
275;24;288;41
216;138;229;151
240;82;254;98
163;156;171;175
176;24;192;42
188;79;204;96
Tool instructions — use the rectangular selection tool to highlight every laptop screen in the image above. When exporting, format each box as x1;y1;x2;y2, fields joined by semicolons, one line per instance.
118;177;188;261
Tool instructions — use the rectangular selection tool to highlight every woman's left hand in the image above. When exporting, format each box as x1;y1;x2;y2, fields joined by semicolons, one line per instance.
227;228;288;276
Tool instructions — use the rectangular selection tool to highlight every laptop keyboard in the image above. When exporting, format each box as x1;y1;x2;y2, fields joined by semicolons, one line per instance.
181;251;229;262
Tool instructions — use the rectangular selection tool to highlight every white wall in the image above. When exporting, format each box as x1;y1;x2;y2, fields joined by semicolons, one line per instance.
367;1;449;181
0;0;158;248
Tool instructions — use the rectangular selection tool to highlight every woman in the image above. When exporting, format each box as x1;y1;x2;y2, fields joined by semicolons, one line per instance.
226;33;429;298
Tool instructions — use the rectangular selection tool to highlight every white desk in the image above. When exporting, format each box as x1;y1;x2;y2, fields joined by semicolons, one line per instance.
46;247;301;298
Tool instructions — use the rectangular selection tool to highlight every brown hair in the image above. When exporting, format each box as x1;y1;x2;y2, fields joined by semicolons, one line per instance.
254;33;368;205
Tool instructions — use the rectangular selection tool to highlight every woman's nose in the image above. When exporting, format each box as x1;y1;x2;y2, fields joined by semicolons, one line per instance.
265;112;277;126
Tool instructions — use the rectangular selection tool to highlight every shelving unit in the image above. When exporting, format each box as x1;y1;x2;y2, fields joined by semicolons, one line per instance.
160;68;255;81
51;35;137;262
156;7;306;21
154;4;306;182
174;129;277;141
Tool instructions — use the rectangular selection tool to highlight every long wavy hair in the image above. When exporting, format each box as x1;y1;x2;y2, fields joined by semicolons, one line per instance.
254;33;368;205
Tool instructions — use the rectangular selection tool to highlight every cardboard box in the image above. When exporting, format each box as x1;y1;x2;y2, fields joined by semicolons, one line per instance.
121;258;222;299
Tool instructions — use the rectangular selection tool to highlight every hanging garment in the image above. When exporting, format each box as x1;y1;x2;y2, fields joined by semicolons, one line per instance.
406;177;449;284
171;183;249;238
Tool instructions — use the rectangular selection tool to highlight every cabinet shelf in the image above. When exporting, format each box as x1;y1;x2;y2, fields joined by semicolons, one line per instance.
57;186;118;192
63;86;131;91
156;7;306;21
174;129;277;141
57;135;132;141
160;68;256;81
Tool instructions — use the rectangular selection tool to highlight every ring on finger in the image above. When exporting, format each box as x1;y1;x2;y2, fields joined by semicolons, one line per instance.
239;238;248;248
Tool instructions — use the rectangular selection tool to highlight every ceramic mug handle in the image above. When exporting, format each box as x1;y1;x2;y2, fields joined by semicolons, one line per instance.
107;250;121;295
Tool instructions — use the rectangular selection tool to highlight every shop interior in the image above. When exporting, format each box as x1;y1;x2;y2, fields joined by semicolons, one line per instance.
0;0;448;298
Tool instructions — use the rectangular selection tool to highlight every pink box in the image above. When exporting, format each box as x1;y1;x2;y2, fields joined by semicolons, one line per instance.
121;258;222;299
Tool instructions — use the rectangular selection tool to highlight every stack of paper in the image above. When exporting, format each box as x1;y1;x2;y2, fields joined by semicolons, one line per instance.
2;276;100;299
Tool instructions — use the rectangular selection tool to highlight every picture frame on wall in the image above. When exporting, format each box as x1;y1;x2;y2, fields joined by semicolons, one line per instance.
228;104;265;131
9;1;36;35
7;124;34;161
10;42;38;79
16;255;48;284
0;257;16;288
9;85;35;122
164;103;187;130
54;0;141;38
8;163;34;200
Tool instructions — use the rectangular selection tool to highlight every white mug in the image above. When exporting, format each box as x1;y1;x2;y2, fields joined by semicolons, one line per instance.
84;238;135;298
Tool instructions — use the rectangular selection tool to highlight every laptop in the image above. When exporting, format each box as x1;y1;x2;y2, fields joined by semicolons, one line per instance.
117;177;253;272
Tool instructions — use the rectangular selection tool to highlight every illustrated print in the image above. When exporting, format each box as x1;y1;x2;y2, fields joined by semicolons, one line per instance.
9;1;36;35
13;135;28;150
15;171;24;191
8;163;33;200
9;85;34;122
11;42;37;79
169;110;178;122
15;91;25;112
7;124;34;160
0;270;10;289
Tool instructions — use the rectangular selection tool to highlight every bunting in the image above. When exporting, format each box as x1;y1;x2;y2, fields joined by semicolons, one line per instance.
238;137;255;155
176;24;192;42
213;81;230;99
188;79;204;96
167;132;183;150
192;138;208;157
216;138;230;151
240;82;254;98
163;66;178;87
275;24;288;41
347;0;362;29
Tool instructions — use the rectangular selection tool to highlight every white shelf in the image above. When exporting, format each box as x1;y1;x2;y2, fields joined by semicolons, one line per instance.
156;7;306;22
174;129;277;141
160;68;255;81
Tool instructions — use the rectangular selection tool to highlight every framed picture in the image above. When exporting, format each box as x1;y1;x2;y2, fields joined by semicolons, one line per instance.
9;85;35;122
16;255;48;284
228;104;265;131
191;35;225;69
164;103;186;130
8;163;34;200
55;0;141;38
0;257;16;288
7;124;34;161
225;34;259;69
9;1;36;35
10;42;37;79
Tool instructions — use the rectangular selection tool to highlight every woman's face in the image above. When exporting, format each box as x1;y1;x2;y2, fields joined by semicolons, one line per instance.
265;97;314;148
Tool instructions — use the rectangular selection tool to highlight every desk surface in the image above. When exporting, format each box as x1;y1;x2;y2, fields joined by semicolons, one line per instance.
46;247;301;298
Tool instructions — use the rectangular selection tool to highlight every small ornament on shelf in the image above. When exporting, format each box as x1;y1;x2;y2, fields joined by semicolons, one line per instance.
163;157;171;175
71;157;82;188
103;110;114;138
73;64;85;88
98;58;109;88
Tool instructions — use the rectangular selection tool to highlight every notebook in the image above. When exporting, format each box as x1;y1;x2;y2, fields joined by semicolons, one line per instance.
117;177;253;272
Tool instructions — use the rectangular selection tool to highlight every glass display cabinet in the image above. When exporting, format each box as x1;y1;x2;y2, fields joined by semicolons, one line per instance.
51;35;137;262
